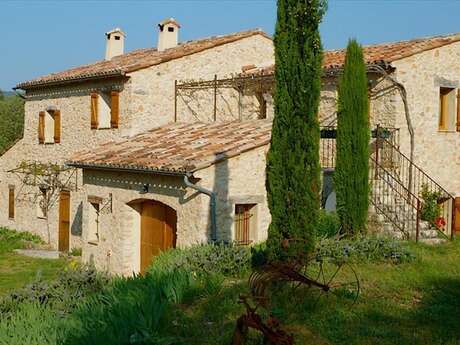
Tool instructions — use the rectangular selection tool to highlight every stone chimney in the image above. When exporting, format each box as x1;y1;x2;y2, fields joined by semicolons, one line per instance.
105;28;125;60
157;18;180;52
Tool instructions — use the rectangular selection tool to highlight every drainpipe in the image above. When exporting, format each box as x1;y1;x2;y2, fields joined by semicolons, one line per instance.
184;173;217;242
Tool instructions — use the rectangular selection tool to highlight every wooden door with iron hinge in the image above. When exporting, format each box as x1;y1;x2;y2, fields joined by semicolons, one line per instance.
140;201;177;273
58;191;70;252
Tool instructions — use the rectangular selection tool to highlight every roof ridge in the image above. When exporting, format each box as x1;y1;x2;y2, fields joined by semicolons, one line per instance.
325;31;460;53
16;28;270;89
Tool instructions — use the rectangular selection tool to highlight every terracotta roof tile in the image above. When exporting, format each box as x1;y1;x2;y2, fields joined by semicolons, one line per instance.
242;32;460;76
68;120;273;174
17;29;270;89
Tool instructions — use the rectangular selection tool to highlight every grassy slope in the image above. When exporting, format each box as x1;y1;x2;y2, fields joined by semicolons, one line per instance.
0;229;66;295
171;240;460;345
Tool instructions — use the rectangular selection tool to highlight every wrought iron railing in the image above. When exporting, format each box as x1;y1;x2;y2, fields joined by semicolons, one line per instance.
320;125;454;241
369;155;422;240
372;133;455;240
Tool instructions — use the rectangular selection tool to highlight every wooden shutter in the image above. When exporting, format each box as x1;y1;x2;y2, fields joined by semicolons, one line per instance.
54;110;61;143
110;91;119;128
38;111;45;144
456;89;460;132
90;92;99;129
439;89;447;130
8;186;14;219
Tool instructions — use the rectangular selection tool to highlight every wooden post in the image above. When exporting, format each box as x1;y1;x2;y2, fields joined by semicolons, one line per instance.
374;124;380;179
451;197;456;240
416;199;421;243
238;87;243;121
174;80;178;123
213;75;217;122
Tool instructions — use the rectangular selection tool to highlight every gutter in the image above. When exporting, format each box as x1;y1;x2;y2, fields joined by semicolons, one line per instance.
184;173;217;242
65;162;186;177
12;89;26;99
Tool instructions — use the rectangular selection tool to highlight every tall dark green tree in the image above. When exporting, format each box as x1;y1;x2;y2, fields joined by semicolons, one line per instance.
334;39;370;236
266;0;326;262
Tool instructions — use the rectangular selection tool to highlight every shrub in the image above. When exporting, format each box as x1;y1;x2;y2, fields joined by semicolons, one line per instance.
420;184;443;227
316;236;415;264
0;227;43;253
0;303;63;345
0;263;109;316
148;243;252;277
70;247;82;257
65;270;189;345
317;210;341;238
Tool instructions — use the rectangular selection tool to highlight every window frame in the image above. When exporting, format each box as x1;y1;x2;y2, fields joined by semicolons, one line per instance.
87;197;102;245
234;203;257;245
439;87;456;132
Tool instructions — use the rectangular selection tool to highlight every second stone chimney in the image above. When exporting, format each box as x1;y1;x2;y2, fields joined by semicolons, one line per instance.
105;28;125;60
157;18;180;52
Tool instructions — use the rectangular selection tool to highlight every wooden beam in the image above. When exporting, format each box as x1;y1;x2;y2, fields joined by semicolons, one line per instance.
213;75;217;122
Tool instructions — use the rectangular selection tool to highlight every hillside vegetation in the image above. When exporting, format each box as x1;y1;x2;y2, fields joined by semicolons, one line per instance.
0;91;24;154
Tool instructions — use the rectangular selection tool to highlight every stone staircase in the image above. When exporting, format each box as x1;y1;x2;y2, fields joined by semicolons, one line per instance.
368;136;453;244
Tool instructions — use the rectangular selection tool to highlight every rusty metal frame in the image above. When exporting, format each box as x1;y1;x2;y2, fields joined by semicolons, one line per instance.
174;73;275;122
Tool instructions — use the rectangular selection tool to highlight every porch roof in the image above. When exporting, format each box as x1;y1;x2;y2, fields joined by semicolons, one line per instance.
67;120;272;174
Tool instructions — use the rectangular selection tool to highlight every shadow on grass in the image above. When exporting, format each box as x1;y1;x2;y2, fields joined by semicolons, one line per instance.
312;277;460;345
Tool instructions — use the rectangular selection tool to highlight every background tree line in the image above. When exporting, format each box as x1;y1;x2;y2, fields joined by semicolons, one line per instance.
0;89;25;154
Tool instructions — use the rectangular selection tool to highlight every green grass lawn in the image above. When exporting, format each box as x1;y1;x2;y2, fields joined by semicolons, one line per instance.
0;228;66;295
170;240;460;345
2;228;460;345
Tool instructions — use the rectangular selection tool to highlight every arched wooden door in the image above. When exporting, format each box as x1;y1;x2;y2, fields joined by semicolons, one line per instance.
140;200;177;273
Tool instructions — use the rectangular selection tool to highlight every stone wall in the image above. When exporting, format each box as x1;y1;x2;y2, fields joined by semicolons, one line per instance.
392;41;460;196
0;79;130;249
126;34;274;135
195;145;271;243
0;33;274;250
81;170;207;275
81;145;270;275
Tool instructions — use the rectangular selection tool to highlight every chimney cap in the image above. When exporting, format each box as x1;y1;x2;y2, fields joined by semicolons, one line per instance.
158;18;181;29
105;27;126;38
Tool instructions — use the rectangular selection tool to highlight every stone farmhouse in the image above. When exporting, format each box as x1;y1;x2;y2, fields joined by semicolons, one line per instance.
2;18;460;274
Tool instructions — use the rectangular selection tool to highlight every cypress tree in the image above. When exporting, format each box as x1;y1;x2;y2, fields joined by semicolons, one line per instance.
334;39;370;236
266;0;326;263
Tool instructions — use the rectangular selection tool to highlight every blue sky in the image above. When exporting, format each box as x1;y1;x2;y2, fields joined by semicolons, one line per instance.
2;0;460;90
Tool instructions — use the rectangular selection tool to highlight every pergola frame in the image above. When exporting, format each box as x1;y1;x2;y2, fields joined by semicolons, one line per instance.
174;73;275;122
173;66;353;123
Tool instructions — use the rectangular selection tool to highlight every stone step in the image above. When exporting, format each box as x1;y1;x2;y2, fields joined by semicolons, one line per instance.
420;229;438;239
419;238;446;245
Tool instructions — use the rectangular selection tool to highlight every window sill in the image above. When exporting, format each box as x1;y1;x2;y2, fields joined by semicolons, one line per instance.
37;216;47;220
437;130;457;133
8;218;14;221
88;241;99;246
95;127;117;131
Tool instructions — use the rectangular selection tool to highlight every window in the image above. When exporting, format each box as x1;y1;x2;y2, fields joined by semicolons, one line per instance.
37;187;47;219
234;204;257;245
90;91;119;129
38;109;61;144
439;87;456;131
87;196;102;244
8;185;14;220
